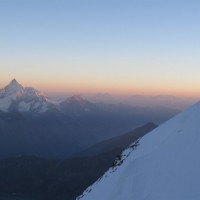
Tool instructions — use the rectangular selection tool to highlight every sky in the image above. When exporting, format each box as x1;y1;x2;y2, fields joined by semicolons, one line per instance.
0;0;200;97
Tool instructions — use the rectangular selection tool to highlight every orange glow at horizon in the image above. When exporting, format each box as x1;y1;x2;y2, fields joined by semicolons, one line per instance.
0;76;200;98
28;80;200;98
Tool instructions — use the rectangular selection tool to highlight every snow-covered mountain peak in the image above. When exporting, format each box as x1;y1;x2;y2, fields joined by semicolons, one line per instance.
0;79;24;97
78;100;200;200
10;78;20;85
7;79;23;90
0;79;52;112
21;87;48;101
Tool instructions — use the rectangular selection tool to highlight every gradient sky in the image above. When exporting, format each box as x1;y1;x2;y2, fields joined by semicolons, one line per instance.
1;0;200;96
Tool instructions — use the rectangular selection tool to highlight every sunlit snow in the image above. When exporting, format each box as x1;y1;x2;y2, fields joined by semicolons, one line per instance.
0;79;49;112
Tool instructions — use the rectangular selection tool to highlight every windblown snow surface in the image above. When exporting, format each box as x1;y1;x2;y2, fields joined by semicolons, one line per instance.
78;101;200;200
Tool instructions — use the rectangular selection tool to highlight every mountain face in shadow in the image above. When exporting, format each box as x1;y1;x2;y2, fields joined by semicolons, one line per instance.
0;106;165;160
0;102;174;160
0;123;156;200
0;80;176;159
76;122;157;157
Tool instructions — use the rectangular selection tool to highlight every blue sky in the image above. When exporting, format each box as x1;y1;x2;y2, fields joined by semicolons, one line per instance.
1;0;200;96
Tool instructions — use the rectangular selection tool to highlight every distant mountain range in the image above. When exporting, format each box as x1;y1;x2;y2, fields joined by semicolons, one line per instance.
0;79;178;159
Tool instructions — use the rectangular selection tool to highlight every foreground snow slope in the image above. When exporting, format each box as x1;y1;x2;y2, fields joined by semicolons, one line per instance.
78;101;200;200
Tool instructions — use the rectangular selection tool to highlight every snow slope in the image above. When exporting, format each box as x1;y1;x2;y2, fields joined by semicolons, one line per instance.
78;101;200;200
0;79;50;112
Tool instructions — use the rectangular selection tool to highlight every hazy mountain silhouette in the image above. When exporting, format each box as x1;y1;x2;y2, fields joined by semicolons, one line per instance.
76;122;157;157
0;80;178;159
0;123;156;200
